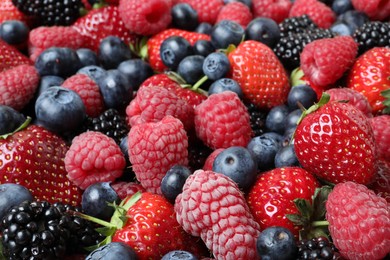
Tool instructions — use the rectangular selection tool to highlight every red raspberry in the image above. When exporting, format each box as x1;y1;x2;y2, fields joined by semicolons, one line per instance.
326;88;373;117
62;74;105;117
0;65;39;111
289;0;336;28
252;0;292;23
202;148;224;171
370;115;390;161
194;91;253;149
111;181;146;200
174;170;260;259
118;0;172;36
326;181;390;259
128;115;188;194
351;0;390;21
178;0;224;24
125;85;194;131
65;131;126;190
0;39;32;73
216;2;253;28
300;36;358;88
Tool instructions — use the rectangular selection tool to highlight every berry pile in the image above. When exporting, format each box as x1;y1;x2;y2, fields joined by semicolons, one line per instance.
0;0;389;259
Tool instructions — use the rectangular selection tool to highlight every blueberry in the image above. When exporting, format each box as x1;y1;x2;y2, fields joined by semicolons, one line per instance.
202;52;230;80
195;22;213;35
0;105;27;135
117;59;154;90
274;144;300;168
332;0;353;15
86;242;137;260
36;75;65;97
208;78;243;99
212;146;258;191
257;226;298;260
98;69;133;110
193;40;215;57
171;3;199;31
77;65;107;84
161;165;192;204
265;105;289;134
35;47;82;78
245;17;281;48
262;132;284;145
160;36;194;70
0;20;29;46
282;127;296;147
76;48;99;67
330;22;353;36
336;10;369;34
98;36;132;70
176;55;205;85
81;182;120;221
247;133;282;171
0;183;33;222
285;109;302;132
211;20;245;49
35;86;86;134
161;250;197;260
287;84;317;111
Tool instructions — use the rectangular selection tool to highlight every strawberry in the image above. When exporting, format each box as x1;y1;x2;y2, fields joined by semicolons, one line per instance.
0;123;82;206
347;47;390;115
325;181;390;259
370;115;390;161
252;0;292;24
0;39;33;72
294;94;378;185
177;0;224;25
246;167;319;238
0;0;34;26
289;0;336;29
228;40;290;110
351;0;390;21
216;1;253;28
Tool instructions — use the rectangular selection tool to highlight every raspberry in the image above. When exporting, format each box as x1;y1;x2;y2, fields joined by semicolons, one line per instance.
111;181;146;200
202;148;224;171
351;0;390;21
326;88;373;117
368;159;390;203
178;0;224;25
289;0;336;29
370;115;390;161
252;0;292;24
216;2;252;28
127;115;189;194
194;91;253;149
325;181;390;259
65;131;126;190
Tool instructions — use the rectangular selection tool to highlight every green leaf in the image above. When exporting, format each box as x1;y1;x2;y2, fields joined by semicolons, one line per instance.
381;88;390;114
294;198;313;221
312;186;333;221
95;226;116;237
290;67;306;87
0;116;31;140
286;214;306;226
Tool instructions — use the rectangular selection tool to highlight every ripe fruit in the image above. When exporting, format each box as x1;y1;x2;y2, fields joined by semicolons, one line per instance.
289;0;336;29
350;0;390;21
0;38;32;72
252;0;292;24
86;242;137;260
370;115;390;161
0;183;33;221
216;1;252;28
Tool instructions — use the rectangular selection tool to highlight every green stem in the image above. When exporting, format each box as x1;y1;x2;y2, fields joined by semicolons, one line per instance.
312;220;329;227
72;211;117;228
192;75;208;91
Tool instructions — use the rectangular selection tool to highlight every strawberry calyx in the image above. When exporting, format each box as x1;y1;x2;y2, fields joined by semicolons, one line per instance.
0;116;31;140
129;36;149;61
295;92;331;126
166;71;208;96
381;88;390;115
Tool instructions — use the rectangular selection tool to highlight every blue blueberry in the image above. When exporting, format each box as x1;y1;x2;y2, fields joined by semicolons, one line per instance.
76;48;99;67
193;40;215;57
285;109;302;132
171;3;199;31
35;47;82;78
160;36;194;70
330;22;353;36
117;59;154;90
86;242;137;260
262;132;284;145
336;10;369;34
274;144;300;168
265;104;289;134
161;250;197;260
247;133;282;171
212;146;258;191
0;20;29;46
176;55;205;85
211;20;245;49
202;52;230;81
35;86;86;134
77;65;107;84
332;0;353;15
195;22;213;35
36;75;65;97
282;127;296;147
208;78;243;99
81;182;120;221
245;17;280;48
0;183;33;222
257;226;298;260
287;84;317;110
161;165;192;204
98;36;132;70
98;69;133;110
0;105;27;135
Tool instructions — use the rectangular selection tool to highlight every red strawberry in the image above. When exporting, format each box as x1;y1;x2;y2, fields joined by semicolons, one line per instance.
177;0;224;24
300;36;358;88
0;124;82;206
127;115;188;194
216;1;253;28
0;39;33;72
0;0;34;26
228;40;290;110
351;0;390;21
111;181;146;200
64;131;126;190
147;28;210;73
347;47;390;115
247;167;319;237
370;115;390;161
194;91;253;149
118;0;172;36
289;0;336;28
202;148;224;170
175;169;261;259
252;0;292;24
325;181;390;259
294;95;378;185
72;6;139;52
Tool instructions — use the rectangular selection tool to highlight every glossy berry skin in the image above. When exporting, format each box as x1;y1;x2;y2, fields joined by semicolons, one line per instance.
265;105;289;134
85;242;137;260
161;250;197;260
36;75;64;98
284;109;303;132
193;39;215;57
161;165;192;204
287;84;318;110
117;59;154;90
81;182;120;220
245;17;281;48
0;183;33;222
212;146;258;191
208;78;243;99
203;52;230;81
0;19;29;47
77;65;107;85
171;3;199;31
274;144;300;168
76;48;99;67
247;133;282;171
0;105;26;135
211;19;245;49
98;36;132;70
335;10;369;35
257;226;298;260
332;0;353;15
195;22;213;35
35;86;86;134
176;55;205;85
160;36;194;70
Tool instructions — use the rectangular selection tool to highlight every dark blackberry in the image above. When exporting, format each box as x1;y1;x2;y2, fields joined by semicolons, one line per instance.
187;137;213;171
297;237;342;260
245;102;267;137
353;21;390;54
278;15;318;38
85;108;129;145
12;0;83;26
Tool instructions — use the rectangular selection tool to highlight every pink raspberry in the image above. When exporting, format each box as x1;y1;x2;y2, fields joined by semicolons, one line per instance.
289;0;336;28
326;88;373;117
252;0;292;23
216;2;253;28
111;181;146;200
178;0;224;25
370;115;390;161
65;131;126;190
127;115;188;194
194;91;253;149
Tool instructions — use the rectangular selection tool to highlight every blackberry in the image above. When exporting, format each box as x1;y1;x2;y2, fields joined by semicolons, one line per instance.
297;237;341;260
245;102;267;137
187;136;213;171
278;15;318;38
85;108;129;144
11;0;83;26
353;21;390;54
